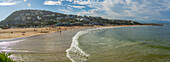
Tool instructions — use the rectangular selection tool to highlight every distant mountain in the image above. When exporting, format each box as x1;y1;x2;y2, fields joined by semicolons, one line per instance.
0;10;67;25
0;9;141;28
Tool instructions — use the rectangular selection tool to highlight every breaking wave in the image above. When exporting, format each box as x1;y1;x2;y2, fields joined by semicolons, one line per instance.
66;27;118;62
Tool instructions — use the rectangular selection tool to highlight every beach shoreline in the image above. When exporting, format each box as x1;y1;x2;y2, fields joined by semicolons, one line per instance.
0;28;83;62
68;25;170;62
0;25;146;40
0;25;155;62
66;25;149;62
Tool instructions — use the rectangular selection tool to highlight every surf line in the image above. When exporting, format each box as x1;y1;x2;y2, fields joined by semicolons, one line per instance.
66;27;121;62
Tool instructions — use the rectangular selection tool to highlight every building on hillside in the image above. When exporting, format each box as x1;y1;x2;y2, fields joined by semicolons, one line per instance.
26;13;31;16
14;16;21;21
72;22;84;26
26;17;31;20
76;18;83;21
76;18;90;21
83;18;90;21
21;16;26;21
37;16;42;20
51;14;55;16
56;17;64;20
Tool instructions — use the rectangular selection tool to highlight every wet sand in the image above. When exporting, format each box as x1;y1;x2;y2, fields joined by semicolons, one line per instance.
0;29;83;62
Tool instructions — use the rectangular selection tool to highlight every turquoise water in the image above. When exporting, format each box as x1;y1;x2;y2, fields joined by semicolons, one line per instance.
77;25;170;62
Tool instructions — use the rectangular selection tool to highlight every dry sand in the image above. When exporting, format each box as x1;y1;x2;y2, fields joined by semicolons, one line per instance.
0;26;90;39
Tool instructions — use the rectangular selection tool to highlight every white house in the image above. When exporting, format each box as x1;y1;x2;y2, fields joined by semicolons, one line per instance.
37;16;42;20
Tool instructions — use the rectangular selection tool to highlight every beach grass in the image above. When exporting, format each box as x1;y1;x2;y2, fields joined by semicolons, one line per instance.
0;52;14;62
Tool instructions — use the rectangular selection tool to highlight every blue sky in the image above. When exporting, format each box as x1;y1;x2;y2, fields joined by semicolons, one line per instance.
0;0;170;21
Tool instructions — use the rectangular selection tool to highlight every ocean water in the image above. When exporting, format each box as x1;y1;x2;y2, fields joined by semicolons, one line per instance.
67;25;170;62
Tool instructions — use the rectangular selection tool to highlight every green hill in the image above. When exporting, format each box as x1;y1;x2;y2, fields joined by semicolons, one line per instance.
0;9;142;28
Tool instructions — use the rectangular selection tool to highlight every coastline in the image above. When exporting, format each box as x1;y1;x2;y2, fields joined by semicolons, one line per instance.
0;27;53;40
0;25;150;62
0;26;91;40
0;25;146;40
67;25;170;62
66;25;147;62
0;28;83;62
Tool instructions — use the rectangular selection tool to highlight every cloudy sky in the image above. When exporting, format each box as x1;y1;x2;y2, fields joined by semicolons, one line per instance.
0;0;170;21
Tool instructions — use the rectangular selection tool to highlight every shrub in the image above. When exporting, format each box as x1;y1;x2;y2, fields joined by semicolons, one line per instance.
0;52;15;62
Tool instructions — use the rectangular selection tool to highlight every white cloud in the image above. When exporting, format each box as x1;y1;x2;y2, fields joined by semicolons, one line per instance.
43;0;170;21
58;8;73;14
73;0;170;20
71;6;85;9
58;9;71;12
66;0;73;2
27;3;31;7
73;1;90;5
24;0;27;2
44;1;61;5
159;19;170;21
0;2;17;6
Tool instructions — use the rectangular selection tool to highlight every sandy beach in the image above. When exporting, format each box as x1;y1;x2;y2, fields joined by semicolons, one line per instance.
0;25;143;40
0;26;92;40
0;25;145;62
0;28;84;62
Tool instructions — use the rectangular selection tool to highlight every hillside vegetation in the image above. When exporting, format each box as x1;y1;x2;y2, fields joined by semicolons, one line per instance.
0;9;142;28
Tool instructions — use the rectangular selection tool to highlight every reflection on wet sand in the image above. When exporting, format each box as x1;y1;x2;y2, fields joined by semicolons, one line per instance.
0;29;81;62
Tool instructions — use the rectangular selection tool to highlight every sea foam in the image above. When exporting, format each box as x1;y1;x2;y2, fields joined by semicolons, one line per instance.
66;27;118;62
66;30;90;62
0;39;25;52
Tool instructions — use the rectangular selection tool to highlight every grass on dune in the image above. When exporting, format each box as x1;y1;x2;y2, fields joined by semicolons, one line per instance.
0;52;15;62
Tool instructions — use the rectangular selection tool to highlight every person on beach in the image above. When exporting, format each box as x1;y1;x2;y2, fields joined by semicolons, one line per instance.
22;32;25;35
65;28;67;31
59;30;62;34
34;29;37;31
